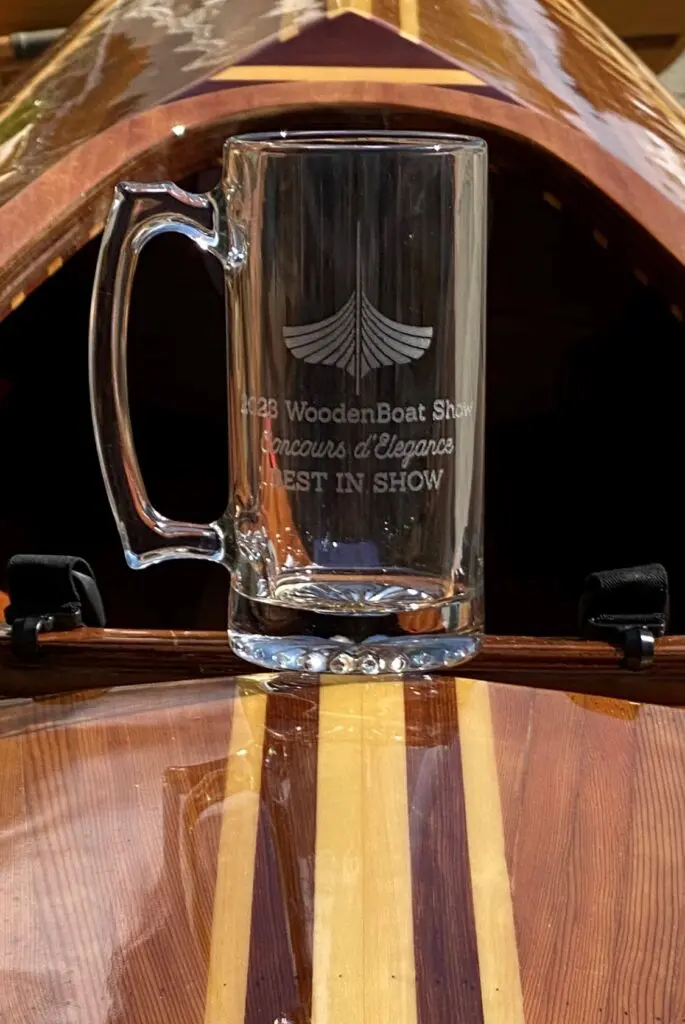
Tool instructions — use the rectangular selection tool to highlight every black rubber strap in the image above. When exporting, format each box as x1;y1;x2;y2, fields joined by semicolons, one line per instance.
579;563;668;669
5;555;106;657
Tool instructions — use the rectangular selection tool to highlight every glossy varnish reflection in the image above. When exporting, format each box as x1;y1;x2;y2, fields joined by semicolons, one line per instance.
3;675;685;1021
7;629;685;706
491;687;685;1023
311;683;417;1024
245;687;319;1024
1;0;684;210
2;0;685;324
404;681;483;1022
3;80;685;325
457;679;525;1023
203;689;267;1024
0;680;236;1022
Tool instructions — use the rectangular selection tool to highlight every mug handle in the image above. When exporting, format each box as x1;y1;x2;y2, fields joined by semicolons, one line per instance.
89;181;243;569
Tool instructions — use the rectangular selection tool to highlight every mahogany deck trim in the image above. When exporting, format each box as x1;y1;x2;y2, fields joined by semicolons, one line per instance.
2;628;685;705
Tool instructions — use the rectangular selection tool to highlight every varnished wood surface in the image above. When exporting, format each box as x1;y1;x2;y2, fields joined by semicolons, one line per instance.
1;0;685;319
0;0;680;73
3;627;685;706
1;0;684;210
2;80;685;326
2;673;685;1022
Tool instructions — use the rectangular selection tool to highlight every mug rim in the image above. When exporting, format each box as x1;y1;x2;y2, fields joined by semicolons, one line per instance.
224;130;487;154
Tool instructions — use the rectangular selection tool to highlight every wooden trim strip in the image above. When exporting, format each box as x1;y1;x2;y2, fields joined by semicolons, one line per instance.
312;681;417;1023
245;686;320;1023
361;681;417;1024
399;0;420;37
279;4;301;41
203;687;268;1024
212;65;482;85
405;681;484;1023
5;628;685;705
312;682;364;1024
325;2;378;18
457;678;525;1024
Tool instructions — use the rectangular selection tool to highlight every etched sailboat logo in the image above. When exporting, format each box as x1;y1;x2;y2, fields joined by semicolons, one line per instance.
282;225;433;394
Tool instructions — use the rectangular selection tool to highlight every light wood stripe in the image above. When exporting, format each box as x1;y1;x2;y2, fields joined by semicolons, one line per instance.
327;0;372;11
312;681;417;1024
279;0;303;40
312;683;364;1023
212;65;482;86
203;689;268;1024
399;0;420;37
457;679;525;1024
279;19;300;42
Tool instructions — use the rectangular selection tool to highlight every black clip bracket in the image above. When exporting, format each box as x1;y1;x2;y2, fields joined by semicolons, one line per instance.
579;563;669;671
4;555;106;659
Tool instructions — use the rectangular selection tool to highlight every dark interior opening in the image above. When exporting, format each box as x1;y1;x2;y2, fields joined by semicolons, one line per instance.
1;149;683;636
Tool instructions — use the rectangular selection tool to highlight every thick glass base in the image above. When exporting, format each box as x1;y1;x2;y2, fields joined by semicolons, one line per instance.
228;580;482;675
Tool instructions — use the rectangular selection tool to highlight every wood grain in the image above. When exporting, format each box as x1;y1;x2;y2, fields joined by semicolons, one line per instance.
457;678;524;1024
3;674;685;1022
245;686;319;1024
590;0;685;71
1;0;684;217
4;627;685;705
490;683;685;1023
3;80;685;324
203;688;267;1024
312;682;417;1024
0;678;237;1023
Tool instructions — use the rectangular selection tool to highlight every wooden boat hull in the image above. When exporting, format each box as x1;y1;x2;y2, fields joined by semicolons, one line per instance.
2;673;684;1022
1;6;685;1020
1;3;685;693
2;0;685;314
2;80;685;320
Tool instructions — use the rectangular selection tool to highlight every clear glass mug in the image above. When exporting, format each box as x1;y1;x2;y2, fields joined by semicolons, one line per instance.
90;131;487;675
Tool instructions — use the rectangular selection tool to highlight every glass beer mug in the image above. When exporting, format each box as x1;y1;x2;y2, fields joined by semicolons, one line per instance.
90;131;487;674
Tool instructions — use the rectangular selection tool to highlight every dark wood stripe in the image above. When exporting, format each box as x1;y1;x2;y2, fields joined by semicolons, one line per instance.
622;33;679;51
404;679;484;1024
241;11;448;68
245;684;320;1024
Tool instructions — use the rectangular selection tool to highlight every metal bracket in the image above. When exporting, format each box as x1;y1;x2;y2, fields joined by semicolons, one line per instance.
620;625;656;671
